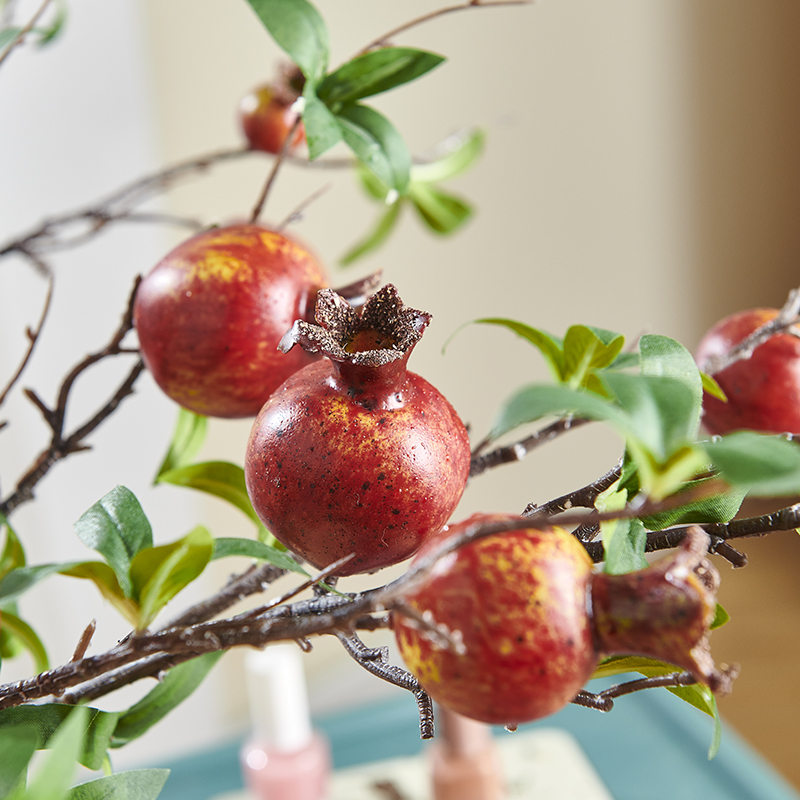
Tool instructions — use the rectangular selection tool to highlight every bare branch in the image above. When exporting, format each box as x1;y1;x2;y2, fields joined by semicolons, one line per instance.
250;118;302;224
0;0;53;69
357;0;533;55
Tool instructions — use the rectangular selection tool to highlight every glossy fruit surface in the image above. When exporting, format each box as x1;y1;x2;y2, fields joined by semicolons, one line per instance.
695;308;800;435
244;285;471;576
134;223;328;418
394;514;596;726
239;84;305;155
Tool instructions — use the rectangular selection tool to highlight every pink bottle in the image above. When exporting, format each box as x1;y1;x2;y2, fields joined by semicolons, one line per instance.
240;645;331;800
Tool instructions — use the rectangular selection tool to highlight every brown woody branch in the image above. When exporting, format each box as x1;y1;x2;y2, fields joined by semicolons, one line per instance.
0;279;143;517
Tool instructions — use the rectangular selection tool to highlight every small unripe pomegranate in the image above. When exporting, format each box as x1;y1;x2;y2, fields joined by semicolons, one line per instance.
394;515;730;728
239;84;305;155
695;308;800;435
133;223;328;418
244;284;471;576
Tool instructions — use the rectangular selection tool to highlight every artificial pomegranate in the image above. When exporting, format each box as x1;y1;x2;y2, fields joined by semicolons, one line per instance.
239;83;305;155
394;514;731;727
134;223;328;418
244;284;471;576
695;308;800;435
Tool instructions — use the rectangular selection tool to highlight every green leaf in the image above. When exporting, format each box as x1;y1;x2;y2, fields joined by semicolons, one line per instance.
701;371;727;402
60;562;139;626
67;770;170;800
640;479;747;530
0;562;82;607
339;199;402;266
469;319;564;380
411;128;485;184
590;654;722;757
245;0;329;84
318;47;445;104
156;461;265;535
36;0;67;47
336;103;411;193
129;527;213;629
0;611;48;672
0;723;37;798
562;325;624;389
155;408;207;481
356;162;390;200
22;706;87;800
490;383;625;442
111;653;223;748
0;704;120;772
595;483;648;575
711;602;730;630
0;516;25;581
703;432;800;496
408;184;472;234
73;486;153;597
301;91;342;159
639;334;703;436
602;373;698;459
212;537;308;575
668;683;723;759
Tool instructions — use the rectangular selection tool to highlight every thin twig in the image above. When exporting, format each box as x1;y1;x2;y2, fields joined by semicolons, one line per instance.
250;118;302;224
0;0;53;69
571;671;699;712
470;417;591;476
0;270;53;408
357;0;533;55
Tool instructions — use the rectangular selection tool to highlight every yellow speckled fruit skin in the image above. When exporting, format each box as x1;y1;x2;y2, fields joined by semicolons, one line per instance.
244;360;471;576
133;223;327;418
394;514;596;726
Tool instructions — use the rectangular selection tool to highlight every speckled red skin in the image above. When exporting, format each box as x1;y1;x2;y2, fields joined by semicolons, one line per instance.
239;85;305;154
695;308;800;435
244;355;470;576
133;224;327;418
394;515;596;726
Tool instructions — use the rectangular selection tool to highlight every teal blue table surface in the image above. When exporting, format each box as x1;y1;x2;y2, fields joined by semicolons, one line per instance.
154;683;799;800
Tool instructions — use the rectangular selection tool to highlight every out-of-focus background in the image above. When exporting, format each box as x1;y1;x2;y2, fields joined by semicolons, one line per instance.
1;0;799;789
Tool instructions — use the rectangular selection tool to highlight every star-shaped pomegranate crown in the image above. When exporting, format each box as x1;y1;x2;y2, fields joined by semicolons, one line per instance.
279;283;432;366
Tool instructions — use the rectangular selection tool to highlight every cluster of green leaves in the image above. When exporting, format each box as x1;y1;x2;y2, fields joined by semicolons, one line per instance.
340;129;484;265
245;0;452;193
466;316;800;752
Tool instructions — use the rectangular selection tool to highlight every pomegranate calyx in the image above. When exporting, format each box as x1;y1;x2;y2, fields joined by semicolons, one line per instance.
591;526;736;694
279;283;431;367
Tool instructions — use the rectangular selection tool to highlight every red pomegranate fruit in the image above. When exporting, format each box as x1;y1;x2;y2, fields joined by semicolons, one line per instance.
695;308;800;435
244;284;471;576
394;515;731;727
133;223;328;418
239;83;305;155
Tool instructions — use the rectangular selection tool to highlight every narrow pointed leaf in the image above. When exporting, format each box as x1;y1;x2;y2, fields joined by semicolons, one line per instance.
111;652;223;747
0;516;25;580
318;47;445;104
339;199;402;266
411;128;485;184
212;537;308;575
245;0;328;84
470;319;564;380
562;325;624;388
490;383;625;442
60;562;140;627
0;562;82;606
73;486;153;597
408;184;472;234
129;527;213;629
155;408;207;480
336;103;411;193
302;91;342;159
156;461;264;532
